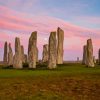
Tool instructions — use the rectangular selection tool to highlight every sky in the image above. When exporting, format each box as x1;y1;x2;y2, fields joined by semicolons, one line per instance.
0;0;100;61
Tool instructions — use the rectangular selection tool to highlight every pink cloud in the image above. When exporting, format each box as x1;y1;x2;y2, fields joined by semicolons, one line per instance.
0;32;10;42
0;19;34;33
75;16;100;24
0;42;3;48
0;13;100;38
0;5;100;60
0;5;100;38
87;17;100;24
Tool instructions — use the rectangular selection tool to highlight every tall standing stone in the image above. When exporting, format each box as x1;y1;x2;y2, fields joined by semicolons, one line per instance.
93;56;96;64
77;57;79;62
28;32;37;68
36;47;38;62
21;45;25;63
13;37;22;69
8;43;13;66
3;41;8;63
24;54;27;63
48;32;57;69
57;27;64;64
86;39;94;67
42;44;48;62
98;49;100;64
21;45;27;63
82;45;87;65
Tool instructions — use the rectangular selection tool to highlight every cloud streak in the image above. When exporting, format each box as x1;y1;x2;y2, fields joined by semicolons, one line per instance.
75;16;100;24
0;6;100;37
0;5;100;61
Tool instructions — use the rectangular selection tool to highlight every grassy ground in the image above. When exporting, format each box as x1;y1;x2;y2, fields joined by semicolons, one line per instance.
0;63;100;100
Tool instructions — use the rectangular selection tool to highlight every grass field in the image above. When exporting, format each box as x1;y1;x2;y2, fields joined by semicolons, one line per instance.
0;63;100;100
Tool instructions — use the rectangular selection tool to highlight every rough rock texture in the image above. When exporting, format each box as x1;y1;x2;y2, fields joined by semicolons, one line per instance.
36;47;38;62
77;57;79;62
3;41;8;63
86;39;94;67
8;43;13;66
21;45;25;63
98;49;100;64
24;54;27;63
82;45;87;65
57;27;64;64
28;46;37;68
93;56;96;64
28;32;37;68
13;37;22;69
42;44;48;62
48;32;57;69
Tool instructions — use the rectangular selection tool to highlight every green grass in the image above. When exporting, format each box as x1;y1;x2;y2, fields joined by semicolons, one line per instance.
0;63;100;78
0;63;100;100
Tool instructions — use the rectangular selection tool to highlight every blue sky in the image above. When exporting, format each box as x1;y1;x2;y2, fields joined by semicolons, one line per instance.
0;0;100;61
0;0;100;28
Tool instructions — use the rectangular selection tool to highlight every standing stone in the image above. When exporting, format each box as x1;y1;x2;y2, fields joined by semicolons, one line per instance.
98;49;100;64
13;37;22;69
42;44;48;62
86;39;94;67
48;32;57;69
21;45;25;63
77;57;79;62
93;56;96;64
24;54;27;63
8;43;13;66
21;45;27;63
28;32;37;68
36;47;38;62
28;46;37;68
82;45;87;65
3;41;8;63
57;27;64;64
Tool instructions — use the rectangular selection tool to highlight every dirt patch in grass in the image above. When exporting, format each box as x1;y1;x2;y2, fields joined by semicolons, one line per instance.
0;75;100;100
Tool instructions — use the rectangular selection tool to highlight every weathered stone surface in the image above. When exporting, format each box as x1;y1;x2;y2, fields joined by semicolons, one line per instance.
21;45;25;63
36;47;38;62
28;46;37;68
42;44;48;62
24;54;27;63
93;56;96;64
13;37;22;69
82;45;87;65
48;32;57;69
86;39;94;67
57;27;64;64
8;43;13;66
98;49;100;64
3;41;8;63
28;32;37;68
77;57;79;62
